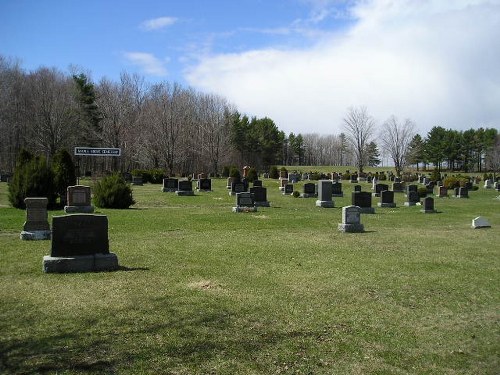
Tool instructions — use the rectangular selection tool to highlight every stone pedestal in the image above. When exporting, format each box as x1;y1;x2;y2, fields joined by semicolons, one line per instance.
43;253;119;273
21;197;51;240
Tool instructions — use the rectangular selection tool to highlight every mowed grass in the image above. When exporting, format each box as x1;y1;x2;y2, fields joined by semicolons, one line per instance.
0;178;499;374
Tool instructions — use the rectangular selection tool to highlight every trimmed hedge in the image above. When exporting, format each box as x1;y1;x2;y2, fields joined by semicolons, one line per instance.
93;173;135;209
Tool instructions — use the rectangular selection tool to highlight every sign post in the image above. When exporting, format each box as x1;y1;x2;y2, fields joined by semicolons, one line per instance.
74;147;122;184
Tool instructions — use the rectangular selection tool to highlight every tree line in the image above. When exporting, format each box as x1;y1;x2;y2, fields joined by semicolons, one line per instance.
1;55;498;176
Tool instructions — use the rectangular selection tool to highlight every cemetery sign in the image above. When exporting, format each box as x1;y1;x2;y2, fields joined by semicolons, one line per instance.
74;147;121;156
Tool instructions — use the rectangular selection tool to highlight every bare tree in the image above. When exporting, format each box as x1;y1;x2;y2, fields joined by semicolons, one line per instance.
379;115;415;177
342;106;375;173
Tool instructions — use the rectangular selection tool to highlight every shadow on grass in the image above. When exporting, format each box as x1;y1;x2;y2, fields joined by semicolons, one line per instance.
118;265;150;272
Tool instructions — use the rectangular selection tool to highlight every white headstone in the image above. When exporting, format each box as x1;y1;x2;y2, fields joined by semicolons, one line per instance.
472;216;491;229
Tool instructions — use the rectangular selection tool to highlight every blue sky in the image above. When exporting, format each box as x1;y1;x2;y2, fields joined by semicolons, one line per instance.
1;0;499;135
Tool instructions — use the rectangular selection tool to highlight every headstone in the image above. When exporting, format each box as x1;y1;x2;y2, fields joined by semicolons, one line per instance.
43;214;119;273
316;180;334;208
378;190;396;208
230;182;246;196
122;172;132;182
279;178;288;191
132;176;143;186
64;185;94;213
20;197;51;240
406;184;417;197
250;186;270;207
420;197;436;213
197;178;212;192
392;182;404;193
471;216;491;229
456;187;469;198
352;192;374;214
301;182;317;198
435;186;448;198
404;191;420;206
332;182;343;197
162;178;178;192
373;183;389;197
338;205;364;233
350;175;357;183
288;173;299;183
425;182;435;194
354;185;362;193
226;177;235;189
372;177;378;191
253;179;263;187
484;179;493;189
176;180;194;196
283;184;294;195
233;192;257;212
279;170;287;178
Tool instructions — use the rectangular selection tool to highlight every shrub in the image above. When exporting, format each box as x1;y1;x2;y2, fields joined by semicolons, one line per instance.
52;149;76;205
342;173;351;181
417;187;428;198
443;176;468;190
378;173;387;181
269;166;279;179
292;191;300;198
247;167;258;182
149;169;165;184
93;173;135;209
9;152;57;209
430;169;441;182
229;167;241;180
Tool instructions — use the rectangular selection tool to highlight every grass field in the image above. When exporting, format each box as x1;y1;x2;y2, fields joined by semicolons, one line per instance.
0;178;499;374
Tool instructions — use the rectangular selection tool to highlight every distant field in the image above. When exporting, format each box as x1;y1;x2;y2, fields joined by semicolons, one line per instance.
0;178;499;374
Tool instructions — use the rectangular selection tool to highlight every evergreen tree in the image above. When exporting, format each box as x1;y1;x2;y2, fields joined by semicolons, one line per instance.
365;141;381;167
52;149;76;205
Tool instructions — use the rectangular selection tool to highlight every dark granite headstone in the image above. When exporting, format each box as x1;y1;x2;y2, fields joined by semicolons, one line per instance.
457;187;469;198
162;178;178;192
253;180;263;187
332;182;343;197
374;184;389;197
51;214;109;257
250;186;269;207
197;178;212;191
378;190;396;207
283;184;294;195
132;176;143;186
352;192;374;213
233;192;257;212
301;182;316;198
354;185;362;193
316;180;334;207
421;197;436;213
404;191;420;206
176;180;194;196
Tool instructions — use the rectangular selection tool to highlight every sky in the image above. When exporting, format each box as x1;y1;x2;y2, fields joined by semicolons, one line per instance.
1;0;499;136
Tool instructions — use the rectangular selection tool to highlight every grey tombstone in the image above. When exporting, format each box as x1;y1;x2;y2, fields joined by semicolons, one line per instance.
484;179;493;189
435;186;448;198
250;186;270;207
332;182;343;197
352;192;374;214
301;182;317;198
288;173;299;183
197;178;212;192
20;197;51;240
233;192;257;212
378;190;396;208
43;214;119;273
64;185;94;213
316;180;334;208
338;205;364;233
283;184;294;195
373;183;389;197
176;180;194;196
132;176;143;186
253;179;263;187
404;191;420;206
162;178;178;192
421;197;436;213
472;216;491;229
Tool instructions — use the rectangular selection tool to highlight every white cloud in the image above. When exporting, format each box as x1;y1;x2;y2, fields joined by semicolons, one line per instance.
140;16;177;31
123;52;168;77
185;0;500;136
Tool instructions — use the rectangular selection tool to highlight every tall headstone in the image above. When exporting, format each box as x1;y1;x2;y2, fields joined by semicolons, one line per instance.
250;186;270;207
378;190;396;208
176;180;194;196
64;185;94;213
301;182;317;198
392;182;404;193
279;178;289;191
162;178;178;192
435;186;448;198
338;205;364;233
420;197;436;213
316;180;334;208
233;192;257;212
352;192;374;214
43;214;119;273
20;197;51;240
406;184;417;197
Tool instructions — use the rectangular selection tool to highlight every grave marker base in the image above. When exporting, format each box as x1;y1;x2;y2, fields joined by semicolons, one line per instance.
64;205;94;213
20;230;51;240
300;193;317;198
377;203;396;208
232;206;258;213
175;191;195;196
315;200;334;208
43;253;119;273
359;207;375;214
338;223;364;233
255;201;270;207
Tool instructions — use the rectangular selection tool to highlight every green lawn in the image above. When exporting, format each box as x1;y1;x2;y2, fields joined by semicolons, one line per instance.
1;178;499;374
